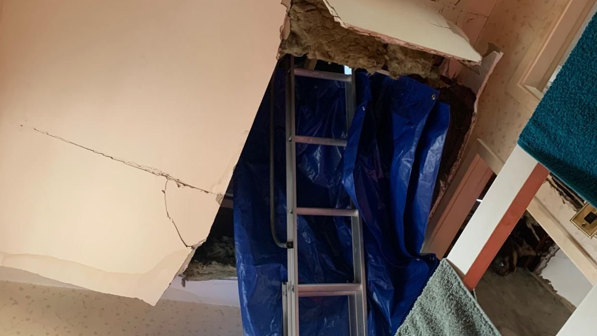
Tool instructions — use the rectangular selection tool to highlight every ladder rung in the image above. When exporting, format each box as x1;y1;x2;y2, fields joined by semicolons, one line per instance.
298;284;361;297
295;135;347;147
294;68;352;82
296;207;358;217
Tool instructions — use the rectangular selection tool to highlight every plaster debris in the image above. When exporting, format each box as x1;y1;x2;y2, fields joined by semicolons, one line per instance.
280;0;436;78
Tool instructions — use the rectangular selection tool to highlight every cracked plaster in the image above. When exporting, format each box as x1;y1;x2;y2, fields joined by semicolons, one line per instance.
0;0;287;305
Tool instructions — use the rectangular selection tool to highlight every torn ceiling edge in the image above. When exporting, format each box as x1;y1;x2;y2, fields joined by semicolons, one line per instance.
0;126;215;305
323;0;481;63
429;47;504;218
0;0;286;305
280;0;481;78
0;250;189;306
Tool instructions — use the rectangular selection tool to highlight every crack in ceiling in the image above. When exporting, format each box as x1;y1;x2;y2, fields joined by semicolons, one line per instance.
29;126;208;248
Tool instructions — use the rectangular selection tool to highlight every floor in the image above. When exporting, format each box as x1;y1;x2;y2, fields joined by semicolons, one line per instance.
476;268;573;336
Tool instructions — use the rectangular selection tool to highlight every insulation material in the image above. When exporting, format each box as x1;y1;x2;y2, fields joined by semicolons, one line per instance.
280;0;436;78
0;0;286;304
234;70;449;335
323;0;482;63
280;0;481;78
183;237;237;282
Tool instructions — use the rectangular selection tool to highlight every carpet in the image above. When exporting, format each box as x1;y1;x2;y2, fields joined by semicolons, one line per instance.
518;13;597;207
396;260;500;336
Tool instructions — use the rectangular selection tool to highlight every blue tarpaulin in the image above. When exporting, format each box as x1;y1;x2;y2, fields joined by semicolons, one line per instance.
234;70;450;336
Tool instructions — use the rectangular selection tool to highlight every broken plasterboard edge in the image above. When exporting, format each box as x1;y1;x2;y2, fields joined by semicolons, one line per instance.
0;249;191;305
280;0;436;78
428;48;503;219
280;0;292;40
451;47;504;177
0;126;216;305
164;180;220;248
458;46;504;115
321;0;482;64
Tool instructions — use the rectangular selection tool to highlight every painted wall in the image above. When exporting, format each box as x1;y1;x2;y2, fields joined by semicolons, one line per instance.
0;0;286;305
541;249;592;307
0;280;242;336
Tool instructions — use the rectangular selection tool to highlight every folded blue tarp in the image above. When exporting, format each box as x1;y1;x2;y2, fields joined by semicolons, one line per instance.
234;70;449;336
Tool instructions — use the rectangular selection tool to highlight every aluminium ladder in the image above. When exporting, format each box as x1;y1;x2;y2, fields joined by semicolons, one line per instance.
277;55;367;336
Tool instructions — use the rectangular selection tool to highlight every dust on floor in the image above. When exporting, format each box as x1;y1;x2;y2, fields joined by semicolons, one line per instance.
476;268;573;336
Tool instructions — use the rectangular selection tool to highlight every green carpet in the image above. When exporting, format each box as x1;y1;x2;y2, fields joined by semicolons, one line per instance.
396;260;500;336
518;13;597;207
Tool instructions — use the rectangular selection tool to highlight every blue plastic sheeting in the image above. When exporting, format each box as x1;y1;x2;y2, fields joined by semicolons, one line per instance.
343;74;450;334
234;70;450;336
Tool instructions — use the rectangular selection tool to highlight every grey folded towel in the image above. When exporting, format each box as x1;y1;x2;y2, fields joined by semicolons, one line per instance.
396;260;500;336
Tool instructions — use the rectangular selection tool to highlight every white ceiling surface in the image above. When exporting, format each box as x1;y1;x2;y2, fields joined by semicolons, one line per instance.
165;277;240;307
0;0;285;305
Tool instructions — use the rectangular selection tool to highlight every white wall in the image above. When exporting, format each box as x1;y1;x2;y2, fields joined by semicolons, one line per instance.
557;282;597;335
541;249;592;307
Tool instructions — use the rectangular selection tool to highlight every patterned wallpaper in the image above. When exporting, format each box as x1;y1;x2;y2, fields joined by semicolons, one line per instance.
471;0;568;161
469;0;597;267
0;281;242;336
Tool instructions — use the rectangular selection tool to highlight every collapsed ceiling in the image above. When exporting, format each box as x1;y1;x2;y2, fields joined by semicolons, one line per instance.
280;0;482;78
0;0;483;305
280;0;436;78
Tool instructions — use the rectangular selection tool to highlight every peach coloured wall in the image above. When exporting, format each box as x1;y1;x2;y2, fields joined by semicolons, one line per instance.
471;0;567;160
465;0;597;274
0;280;241;336
0;0;285;305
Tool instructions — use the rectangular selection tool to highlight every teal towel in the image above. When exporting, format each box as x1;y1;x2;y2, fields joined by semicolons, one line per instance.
518;13;597;207
396;260;500;336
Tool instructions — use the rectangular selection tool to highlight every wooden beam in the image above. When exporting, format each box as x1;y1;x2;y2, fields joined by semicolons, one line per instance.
447;146;549;290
